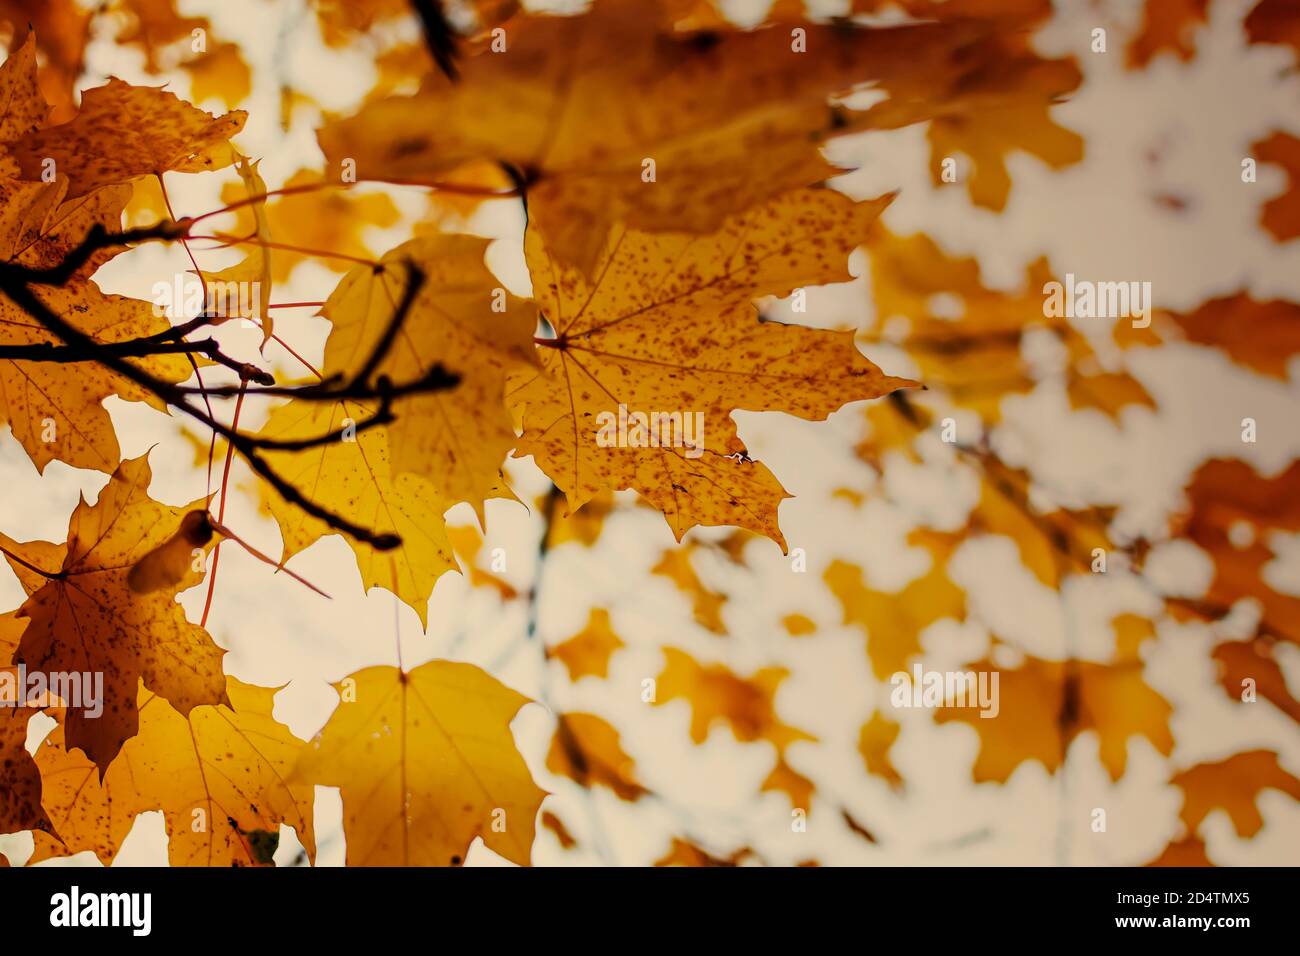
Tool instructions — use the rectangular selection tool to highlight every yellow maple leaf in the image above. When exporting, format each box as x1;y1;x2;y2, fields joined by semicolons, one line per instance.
8;78;245;198
322;234;537;516
29;677;316;867
0;454;225;772
258;399;456;628
293;660;546;866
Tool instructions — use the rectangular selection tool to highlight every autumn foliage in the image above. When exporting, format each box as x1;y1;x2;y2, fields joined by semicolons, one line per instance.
0;0;1298;868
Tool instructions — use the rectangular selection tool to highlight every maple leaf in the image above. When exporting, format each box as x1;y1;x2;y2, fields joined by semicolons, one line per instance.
936;654;1173;783
7;78;246;198
0;33;133;280
1170;749;1300;838
654;646;814;754
293;660;546;866
0;181;133;278
0;454;225;772
547;712;647;801
508;187;911;545
321;234;537;515
29;677;316;867
0;709;52;839
0;281;192;472
316;0;976;272
548;608;624;681
258;399;455;628
825;529;965;680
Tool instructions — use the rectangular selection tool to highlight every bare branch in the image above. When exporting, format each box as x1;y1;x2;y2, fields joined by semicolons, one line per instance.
0;227;456;551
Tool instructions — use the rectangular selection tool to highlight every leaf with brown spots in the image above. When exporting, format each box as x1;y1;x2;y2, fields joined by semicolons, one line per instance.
0;709;51;840
0;281;192;473
322;234;537;517
0;611;54;840
0;454;225;773
28;677;315;867
316;0;977;273
508;187;911;545
0;33;48;142
7;78;245;198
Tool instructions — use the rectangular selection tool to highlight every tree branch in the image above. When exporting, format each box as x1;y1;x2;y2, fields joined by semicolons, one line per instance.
0;224;457;550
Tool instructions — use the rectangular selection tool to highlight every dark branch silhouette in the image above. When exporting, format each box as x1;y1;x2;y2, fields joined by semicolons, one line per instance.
0;220;461;550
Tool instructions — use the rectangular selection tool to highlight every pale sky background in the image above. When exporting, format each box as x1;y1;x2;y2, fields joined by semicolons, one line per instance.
2;0;1299;867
